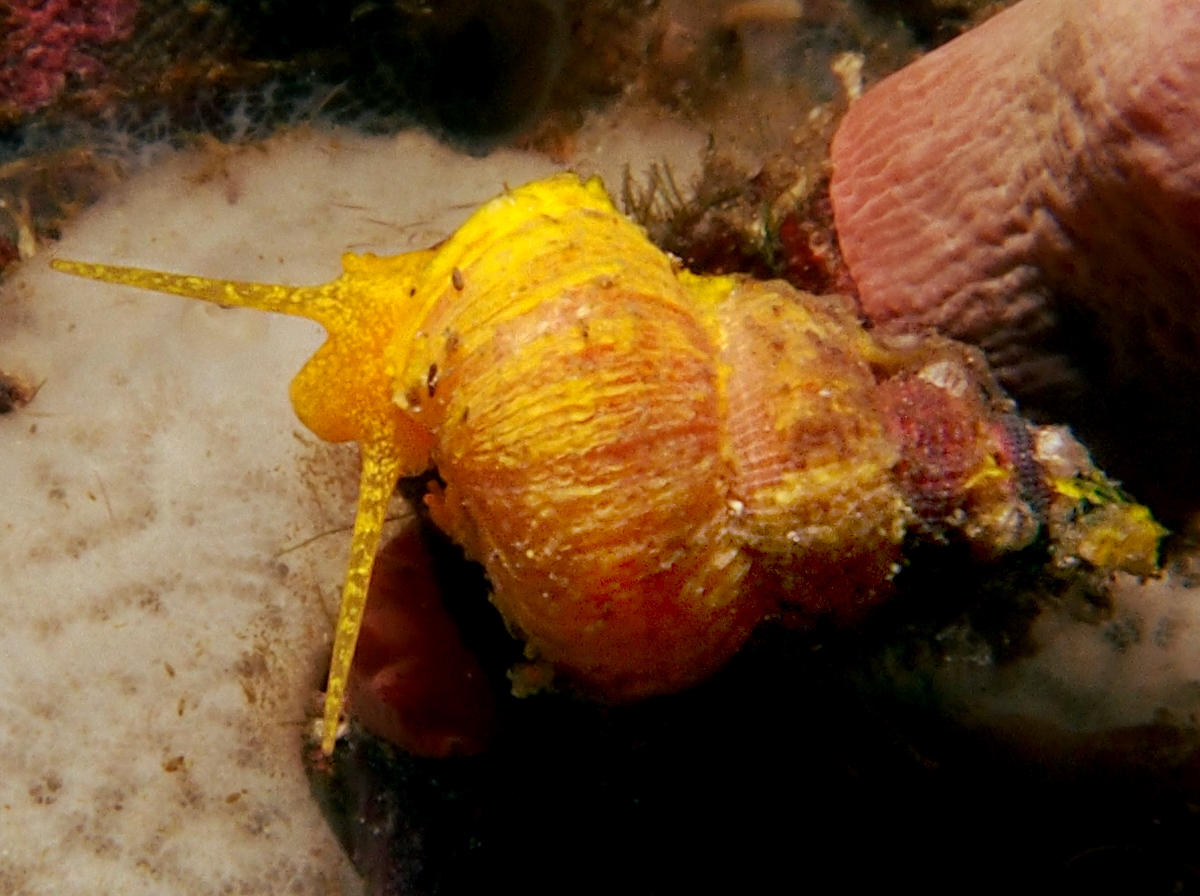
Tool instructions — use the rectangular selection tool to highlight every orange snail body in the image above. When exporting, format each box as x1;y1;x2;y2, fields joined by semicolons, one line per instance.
52;173;1163;754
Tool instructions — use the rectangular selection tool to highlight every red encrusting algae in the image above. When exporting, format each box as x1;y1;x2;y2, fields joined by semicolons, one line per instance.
0;0;138;116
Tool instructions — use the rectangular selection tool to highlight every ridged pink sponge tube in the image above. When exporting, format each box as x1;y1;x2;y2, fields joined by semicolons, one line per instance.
829;0;1200;517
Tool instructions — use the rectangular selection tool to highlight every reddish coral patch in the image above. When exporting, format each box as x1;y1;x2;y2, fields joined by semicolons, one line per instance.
0;0;138;116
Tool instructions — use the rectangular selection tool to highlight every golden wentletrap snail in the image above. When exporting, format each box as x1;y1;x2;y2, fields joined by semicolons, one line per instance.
53;173;1164;754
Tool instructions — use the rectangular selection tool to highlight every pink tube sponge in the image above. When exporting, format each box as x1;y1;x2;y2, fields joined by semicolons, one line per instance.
830;0;1200;396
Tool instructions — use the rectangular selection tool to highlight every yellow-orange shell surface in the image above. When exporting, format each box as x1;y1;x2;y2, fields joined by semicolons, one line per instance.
392;175;909;701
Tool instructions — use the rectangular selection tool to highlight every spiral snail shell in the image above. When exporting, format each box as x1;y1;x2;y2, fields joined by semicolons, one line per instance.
52;173;1163;755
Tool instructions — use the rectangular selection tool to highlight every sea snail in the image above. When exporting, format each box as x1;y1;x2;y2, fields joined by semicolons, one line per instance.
52;173;1164;755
